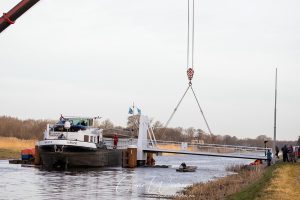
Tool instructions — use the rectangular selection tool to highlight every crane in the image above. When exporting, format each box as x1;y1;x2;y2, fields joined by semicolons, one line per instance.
1;0;213;135
0;0;39;33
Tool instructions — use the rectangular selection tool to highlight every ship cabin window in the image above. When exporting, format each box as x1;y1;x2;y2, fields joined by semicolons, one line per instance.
63;118;93;127
97;136;100;143
84;135;89;142
90;136;93;143
88;119;93;126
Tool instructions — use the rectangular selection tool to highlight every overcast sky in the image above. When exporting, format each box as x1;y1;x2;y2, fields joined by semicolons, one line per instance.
1;0;299;140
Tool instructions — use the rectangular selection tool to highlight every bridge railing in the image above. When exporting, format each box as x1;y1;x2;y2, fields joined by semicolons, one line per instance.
102;137;271;157
103;138;138;149
148;139;271;156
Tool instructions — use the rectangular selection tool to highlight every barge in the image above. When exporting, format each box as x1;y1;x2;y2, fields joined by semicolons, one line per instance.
37;116;130;169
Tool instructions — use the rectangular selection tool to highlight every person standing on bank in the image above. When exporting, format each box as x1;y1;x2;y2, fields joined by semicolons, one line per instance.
287;145;294;162
282;145;288;162
267;149;272;166
275;146;279;159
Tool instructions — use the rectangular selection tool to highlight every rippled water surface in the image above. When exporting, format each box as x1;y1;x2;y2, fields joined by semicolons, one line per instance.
0;155;253;200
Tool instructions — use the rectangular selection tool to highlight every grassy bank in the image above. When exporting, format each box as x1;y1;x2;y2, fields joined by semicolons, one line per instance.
0;148;20;159
175;165;266;200
227;164;276;200
237;162;300;200
0;136;36;159
175;162;300;200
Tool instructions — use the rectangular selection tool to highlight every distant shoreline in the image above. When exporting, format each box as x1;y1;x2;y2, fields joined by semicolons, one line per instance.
0;136;36;160
0;148;20;160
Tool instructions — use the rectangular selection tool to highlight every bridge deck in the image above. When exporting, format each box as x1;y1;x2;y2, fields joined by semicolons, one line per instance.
144;148;267;160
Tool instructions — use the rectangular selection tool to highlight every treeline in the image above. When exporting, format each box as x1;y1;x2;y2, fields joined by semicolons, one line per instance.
0;115;298;148
0;116;51;140
154;127;300;148
152;123;298;148
127;117;299;148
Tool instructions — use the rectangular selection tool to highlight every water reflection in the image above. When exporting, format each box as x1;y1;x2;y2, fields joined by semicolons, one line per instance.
0;155;252;200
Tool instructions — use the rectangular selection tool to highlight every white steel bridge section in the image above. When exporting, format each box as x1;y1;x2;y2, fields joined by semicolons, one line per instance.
136;115;270;161
102;115;270;161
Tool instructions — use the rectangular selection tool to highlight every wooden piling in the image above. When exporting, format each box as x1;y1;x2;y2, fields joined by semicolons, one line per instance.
127;145;137;168
34;145;41;165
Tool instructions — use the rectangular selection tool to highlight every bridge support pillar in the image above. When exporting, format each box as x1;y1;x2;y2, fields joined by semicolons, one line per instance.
137;115;150;166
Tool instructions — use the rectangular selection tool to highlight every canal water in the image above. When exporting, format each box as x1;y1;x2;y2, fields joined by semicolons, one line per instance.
0;155;253;200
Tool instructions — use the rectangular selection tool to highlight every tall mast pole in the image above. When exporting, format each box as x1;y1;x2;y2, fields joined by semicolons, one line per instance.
129;102;135;139
132;102;135;116
273;68;277;156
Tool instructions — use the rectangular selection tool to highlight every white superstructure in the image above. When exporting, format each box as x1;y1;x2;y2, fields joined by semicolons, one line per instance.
39;116;103;149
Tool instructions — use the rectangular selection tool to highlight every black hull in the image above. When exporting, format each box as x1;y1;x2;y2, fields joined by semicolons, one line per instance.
39;145;124;169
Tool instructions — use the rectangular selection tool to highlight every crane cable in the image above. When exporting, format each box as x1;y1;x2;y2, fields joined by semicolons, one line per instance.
186;0;194;84
163;0;212;135
190;86;212;134
187;0;190;69
164;84;190;129
187;0;195;70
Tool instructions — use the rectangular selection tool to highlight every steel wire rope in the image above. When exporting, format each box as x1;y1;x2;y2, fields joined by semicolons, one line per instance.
190;86;212;134
192;0;195;69
162;0;192;135
187;0;190;69
162;0;212;136
162;0;193;133
163;84;191;130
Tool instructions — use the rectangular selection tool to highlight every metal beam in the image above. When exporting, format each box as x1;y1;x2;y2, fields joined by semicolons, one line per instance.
144;148;267;160
0;0;40;33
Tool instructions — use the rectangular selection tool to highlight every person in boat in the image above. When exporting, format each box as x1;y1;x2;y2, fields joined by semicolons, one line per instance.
179;162;187;169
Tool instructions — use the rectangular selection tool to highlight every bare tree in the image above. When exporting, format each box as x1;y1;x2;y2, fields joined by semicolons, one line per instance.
152;120;164;131
0;116;51;139
127;115;140;128
99;119;114;129
196;129;205;142
186;127;195;142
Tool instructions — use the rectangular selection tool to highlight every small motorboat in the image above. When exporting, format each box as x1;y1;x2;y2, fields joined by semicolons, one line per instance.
176;165;197;172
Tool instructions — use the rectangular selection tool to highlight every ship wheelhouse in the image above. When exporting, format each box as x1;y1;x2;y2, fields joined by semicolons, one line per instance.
43;116;103;145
